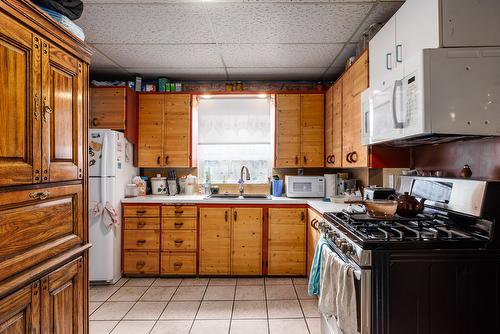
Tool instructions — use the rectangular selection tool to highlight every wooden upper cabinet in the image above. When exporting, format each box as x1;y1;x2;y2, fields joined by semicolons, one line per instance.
164;94;191;167
90;87;137;144
275;94;324;168
301;94;324;167
231;208;262;275
41;257;84;334
0;282;40;334
0;15;41;187
342;51;369;167
276;94;301;167
138;94;163;167
138;94;191;168
331;79;343;167
324;87;334;167
199;208;231;275
41;41;83;182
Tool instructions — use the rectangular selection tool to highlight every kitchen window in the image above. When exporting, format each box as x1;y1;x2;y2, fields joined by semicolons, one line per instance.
194;95;275;184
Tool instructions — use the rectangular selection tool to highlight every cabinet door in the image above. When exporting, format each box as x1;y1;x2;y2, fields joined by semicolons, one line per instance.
41;257;84;334
331;79;343;167
41;41;83;182
275;94;301;167
301;94;324;167
306;209;321;275
231;208;262;275
268;208;306;276
0;283;40;334
164;94;190;167
343;55;369;168
0;15;41;186
199;208;230;275
324;87;334;167
369;15;396;91
138;94;163;167
90;87;126;130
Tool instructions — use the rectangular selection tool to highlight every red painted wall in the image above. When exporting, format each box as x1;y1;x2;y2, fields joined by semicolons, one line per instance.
412;137;500;180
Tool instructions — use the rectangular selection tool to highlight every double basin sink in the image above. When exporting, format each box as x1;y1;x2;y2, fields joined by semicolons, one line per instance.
205;194;271;200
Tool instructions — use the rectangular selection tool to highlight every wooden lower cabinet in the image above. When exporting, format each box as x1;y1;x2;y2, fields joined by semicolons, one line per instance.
41;257;84;334
307;209;322;275
199;208;231;275
0;282;40;334
268;208;307;276
0;257;84;334
231;208;263;275
161;252;196;275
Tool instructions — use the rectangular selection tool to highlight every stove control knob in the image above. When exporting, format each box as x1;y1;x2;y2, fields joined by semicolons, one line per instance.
336;238;345;248
340;242;349;253
345;243;354;255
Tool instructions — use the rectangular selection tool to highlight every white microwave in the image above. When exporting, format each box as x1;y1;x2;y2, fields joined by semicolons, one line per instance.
363;47;500;146
285;176;325;198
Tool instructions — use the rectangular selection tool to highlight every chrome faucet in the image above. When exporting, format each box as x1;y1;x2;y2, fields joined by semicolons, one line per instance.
239;166;251;196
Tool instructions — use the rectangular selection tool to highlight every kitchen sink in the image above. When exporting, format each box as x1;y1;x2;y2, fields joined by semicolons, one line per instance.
205;194;271;200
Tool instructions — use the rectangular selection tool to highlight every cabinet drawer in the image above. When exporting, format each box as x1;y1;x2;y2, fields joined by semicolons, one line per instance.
162;205;197;218
124;218;160;230
162;218;197;230
124;205;160;218
269;208;306;225
162;231;197;251
124;251;159;274
161;252;196;275
0;184;83;282
124;230;160;250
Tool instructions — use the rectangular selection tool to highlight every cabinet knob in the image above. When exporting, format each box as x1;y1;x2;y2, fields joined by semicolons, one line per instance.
350;151;358;163
92;118;99;127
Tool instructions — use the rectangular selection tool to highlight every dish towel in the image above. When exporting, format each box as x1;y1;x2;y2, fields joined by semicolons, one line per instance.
308;236;330;296
337;263;358;334
318;246;342;317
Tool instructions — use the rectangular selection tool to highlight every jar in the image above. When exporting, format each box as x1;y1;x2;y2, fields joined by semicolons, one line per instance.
225;83;234;91
151;174;168;195
235;81;243;91
125;184;138;198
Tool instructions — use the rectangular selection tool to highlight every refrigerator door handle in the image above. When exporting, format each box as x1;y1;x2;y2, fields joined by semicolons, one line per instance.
101;133;108;210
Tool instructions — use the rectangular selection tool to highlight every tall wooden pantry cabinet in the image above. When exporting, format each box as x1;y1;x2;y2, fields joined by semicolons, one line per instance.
0;1;92;333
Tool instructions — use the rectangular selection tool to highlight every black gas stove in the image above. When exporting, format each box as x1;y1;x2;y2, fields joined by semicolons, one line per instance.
323;209;490;250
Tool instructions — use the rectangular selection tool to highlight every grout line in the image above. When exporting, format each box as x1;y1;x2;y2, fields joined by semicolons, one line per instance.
201;2;230;80
188;281;209;334
146;278;184;334
264;280;271;334
320;0;381;80
292;284;311;334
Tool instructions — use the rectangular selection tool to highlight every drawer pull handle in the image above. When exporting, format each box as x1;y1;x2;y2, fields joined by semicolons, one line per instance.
137;222;146;228
174;239;184;246
300;211;305;221
173;262;183;269
136;210;146;214
136;239;146;245
29;191;50;200
174;222;184;228
174;210;184;214
233;210;237;221
136;261;146;269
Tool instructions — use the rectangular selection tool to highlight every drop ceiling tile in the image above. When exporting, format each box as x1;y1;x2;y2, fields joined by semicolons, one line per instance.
227;67;326;80
206;3;373;43
349;1;403;43
75;3;213;44
96;44;223;68
126;67;227;80
220;43;343;68
90;48;120;68
330;42;357;68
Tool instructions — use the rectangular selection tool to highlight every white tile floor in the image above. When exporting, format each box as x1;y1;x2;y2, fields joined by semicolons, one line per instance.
90;277;320;334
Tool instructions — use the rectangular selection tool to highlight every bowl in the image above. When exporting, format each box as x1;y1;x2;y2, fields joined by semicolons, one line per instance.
364;199;398;218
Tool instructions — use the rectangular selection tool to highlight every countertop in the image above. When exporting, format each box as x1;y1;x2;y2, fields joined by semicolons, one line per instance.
121;195;350;215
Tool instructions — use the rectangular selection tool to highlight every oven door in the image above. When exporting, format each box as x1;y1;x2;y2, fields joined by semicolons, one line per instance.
320;242;371;334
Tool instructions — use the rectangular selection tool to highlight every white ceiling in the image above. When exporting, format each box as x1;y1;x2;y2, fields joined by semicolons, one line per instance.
77;0;403;81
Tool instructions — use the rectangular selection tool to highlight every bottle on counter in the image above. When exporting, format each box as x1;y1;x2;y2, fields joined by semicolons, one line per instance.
203;171;211;195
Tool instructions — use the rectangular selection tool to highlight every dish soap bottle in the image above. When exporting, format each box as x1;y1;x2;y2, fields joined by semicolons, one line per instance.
204;171;212;195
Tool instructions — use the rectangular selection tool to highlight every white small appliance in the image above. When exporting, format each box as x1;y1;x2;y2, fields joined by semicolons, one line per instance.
363;47;500;146
89;129;137;283
324;174;340;197
285;176;325;198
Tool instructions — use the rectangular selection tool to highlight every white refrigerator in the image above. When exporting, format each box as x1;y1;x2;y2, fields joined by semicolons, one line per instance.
89;129;137;283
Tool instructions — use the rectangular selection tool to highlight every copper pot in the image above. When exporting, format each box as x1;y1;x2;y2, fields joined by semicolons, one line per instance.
394;192;426;218
346;199;398;218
